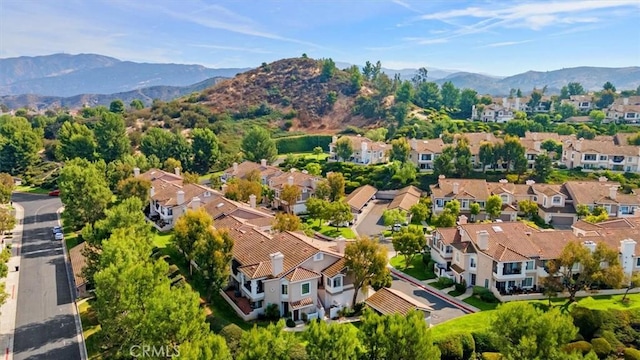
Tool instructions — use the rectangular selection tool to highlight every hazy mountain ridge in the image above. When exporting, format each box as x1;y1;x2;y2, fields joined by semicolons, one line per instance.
0;77;226;110
0;53;248;97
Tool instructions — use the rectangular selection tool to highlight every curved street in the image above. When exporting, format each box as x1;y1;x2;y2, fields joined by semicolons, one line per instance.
8;192;83;360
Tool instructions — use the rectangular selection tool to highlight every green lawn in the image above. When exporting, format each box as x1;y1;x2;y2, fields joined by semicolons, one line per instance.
199;171;223;183
152;229;173;248
448;288;466;297
79;299;106;360
305;219;355;239
389;254;436;280
278;152;329;161
463;296;500;311
431;311;494;341
14;185;50;194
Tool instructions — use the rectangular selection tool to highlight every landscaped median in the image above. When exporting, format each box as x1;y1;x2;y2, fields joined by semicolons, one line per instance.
388;253;436;281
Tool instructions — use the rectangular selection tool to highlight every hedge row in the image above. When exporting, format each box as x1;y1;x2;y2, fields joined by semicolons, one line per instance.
275;135;332;154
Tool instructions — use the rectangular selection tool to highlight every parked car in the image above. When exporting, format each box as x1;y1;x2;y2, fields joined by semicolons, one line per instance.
52;226;62;235
54;232;64;241
48;189;60;196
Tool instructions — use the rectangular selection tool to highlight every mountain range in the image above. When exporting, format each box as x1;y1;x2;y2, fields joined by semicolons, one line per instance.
1;53;639;111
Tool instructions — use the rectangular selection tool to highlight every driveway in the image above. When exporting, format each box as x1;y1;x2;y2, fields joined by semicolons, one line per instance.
9;192;83;360
355;200;389;238
390;276;468;325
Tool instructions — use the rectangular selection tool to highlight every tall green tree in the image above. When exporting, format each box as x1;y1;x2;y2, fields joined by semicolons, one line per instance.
194;228;234;300
454;136;473;178
326;200;353;230
433;146;455;178
116;177;151;204
395;80;414;103
58;158;112;229
0;173;14;204
306;196;328;226
0;116;42;174
389;138;411;163
191;128;220;174
241;127;277;163
479;142;495;172
491;302;577;360
485;194;503;220
557;103;577;120
344;237;389;307
56;122;97;161
414;82;442;110
140;127;175;163
335;137;353;162
129;99;145;110
179;334;232;360
109;99;125;113
173;208;214;275
0;208;16;236
237;321;301;360
383;208;407;227
501;136;526;174
567;82;585;96
392;226;426;269
94;112;130;162
534;154;553;182
440;81;460;109
304;318;362;360
327;172;346;201
457;88;478;119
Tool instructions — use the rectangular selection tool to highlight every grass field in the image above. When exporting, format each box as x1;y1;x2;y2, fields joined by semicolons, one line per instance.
431;311;494;341
278;152;329;161
305;219;356;239
463;296;500;311
13;185;50;194
389;254;436;280
79;299;105;359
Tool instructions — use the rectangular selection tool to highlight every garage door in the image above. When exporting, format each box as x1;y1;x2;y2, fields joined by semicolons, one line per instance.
551;216;574;225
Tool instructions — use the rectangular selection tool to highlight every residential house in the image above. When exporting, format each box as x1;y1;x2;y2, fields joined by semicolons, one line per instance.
345;185;378;222
221;159;283;185
408;137;446;171
528;182;577;226
564;179;640;218
429;221;640;300
365;287;433;322
562;138;640;172
562;95;594;112
456;132;502;171
519;138;543;169
201;193;275;232
140;168;220;230
328;135;389;165
606;97;640;123
69;242;89;298
430;177;492;221
217;217;359;321
471;104;514;123
388;185;422;222
267;169;321;214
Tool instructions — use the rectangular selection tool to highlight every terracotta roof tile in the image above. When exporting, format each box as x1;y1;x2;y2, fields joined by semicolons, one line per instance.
388;186;422;212
365;288;432;316
285;268;321;282
321;258;346;278
223;161;282;180
430;179;489;200
410;138;446;153
290;297;314;310
565;181;640;206
334;135;389;152
69;242;87;287
346;185;378;211
139;168;182;183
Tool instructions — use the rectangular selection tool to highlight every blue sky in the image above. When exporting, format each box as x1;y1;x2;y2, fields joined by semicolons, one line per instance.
1;0;639;76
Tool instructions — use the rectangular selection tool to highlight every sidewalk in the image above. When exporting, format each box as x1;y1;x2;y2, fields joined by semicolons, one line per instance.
0;203;24;360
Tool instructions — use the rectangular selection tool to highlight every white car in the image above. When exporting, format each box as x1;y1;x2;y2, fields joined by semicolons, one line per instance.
54;232;64;241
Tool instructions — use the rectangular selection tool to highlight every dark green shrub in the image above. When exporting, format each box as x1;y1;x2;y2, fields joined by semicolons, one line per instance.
422;252;431;266
435;277;455;289
572;306;603;341
473;332;499;353
562;341;592;355
437;335;463;360
591;338;612;358
472;286;499;303
455;279;467;294
458;332;476;360
624;347;640;360
275;135;332;154
601;330;625;354
286;318;296;328
264;303;280;320
219;324;243;356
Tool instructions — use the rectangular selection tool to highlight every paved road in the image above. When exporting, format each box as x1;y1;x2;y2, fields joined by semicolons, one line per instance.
390;276;467;325
355;200;389;237
10;193;82;360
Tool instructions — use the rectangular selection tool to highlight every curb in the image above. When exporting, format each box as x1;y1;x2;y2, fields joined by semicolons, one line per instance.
389;268;478;314
57;208;88;360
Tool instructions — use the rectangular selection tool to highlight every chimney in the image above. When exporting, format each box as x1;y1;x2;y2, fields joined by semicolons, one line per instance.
150;186;155;198
221;184;228;194
525;180;536;186
177;190;185;205
438;174;446;180
534;141;541;152
574;139;582;151
452;182;459;195
620;239;637;275
249;194;256;208
476;230;489;251
174;167;181;176
598;176;608;183
233;162;238;172
457;215;468;225
499;179;508;184
269;252;284;277
623;98;629;105
609;186;618;200
288;175;294;186
191;197;201;210
261;159;267;167
133;167;140;177
336;236;346;254
458;226;464;237
332;135;338;144
583;241;596;253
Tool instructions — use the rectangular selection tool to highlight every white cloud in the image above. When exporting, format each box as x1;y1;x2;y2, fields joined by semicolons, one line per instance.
480;40;533;48
391;0;421;13
189;44;272;54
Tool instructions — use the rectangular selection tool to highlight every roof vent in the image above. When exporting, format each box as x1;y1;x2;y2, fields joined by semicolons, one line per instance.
492;226;503;233
216;203;224;208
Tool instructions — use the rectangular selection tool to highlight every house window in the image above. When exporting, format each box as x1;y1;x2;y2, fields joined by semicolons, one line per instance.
522;277;533;288
436;199;444;207
455;252;460;262
599;155;607;161
552;196;561;205
500;195;508;203
526;260;534;270
446;246;453;254
332;277;342;288
629;157;634;162
584;154;597;161
313;253;324;261
636;258;640;267
301;282;310;295
470;258;477;268
282;284;288;295
421;154;432;161
484;279;489;288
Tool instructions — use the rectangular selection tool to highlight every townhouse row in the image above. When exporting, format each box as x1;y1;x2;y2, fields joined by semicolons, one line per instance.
429;218;640;301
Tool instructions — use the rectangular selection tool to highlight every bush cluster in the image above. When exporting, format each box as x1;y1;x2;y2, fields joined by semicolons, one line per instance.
472;286;499;303
275;135;332;154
